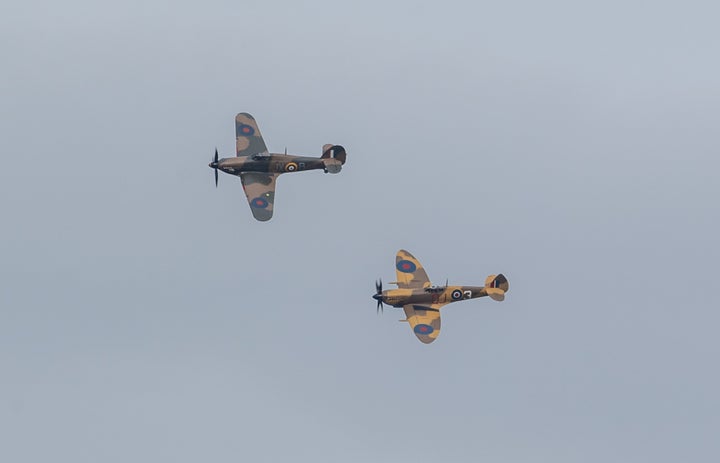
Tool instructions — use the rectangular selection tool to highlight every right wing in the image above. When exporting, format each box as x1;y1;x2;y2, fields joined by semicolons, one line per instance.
395;249;430;289
240;172;278;221
236;112;268;157
403;304;441;344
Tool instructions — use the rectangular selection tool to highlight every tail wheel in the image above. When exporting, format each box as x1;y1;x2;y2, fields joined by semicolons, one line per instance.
285;162;298;172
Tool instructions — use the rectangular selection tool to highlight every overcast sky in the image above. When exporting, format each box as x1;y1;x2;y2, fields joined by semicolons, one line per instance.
2;1;719;462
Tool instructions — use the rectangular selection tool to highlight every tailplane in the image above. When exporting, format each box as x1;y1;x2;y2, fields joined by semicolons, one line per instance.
484;274;509;301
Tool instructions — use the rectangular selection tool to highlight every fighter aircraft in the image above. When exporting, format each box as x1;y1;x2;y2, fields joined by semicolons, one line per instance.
209;112;347;221
373;249;509;344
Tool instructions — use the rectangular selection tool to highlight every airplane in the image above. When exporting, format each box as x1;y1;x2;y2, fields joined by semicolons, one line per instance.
373;249;509;344
209;112;347;221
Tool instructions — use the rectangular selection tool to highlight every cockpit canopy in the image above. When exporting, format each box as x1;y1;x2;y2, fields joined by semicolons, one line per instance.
251;152;271;160
424;285;445;293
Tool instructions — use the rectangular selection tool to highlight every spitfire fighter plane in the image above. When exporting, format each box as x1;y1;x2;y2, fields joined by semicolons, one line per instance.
373;250;509;344
209;113;347;221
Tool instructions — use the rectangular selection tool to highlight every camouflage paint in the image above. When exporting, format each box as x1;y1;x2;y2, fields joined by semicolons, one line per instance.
210;113;347;221
376;250;509;344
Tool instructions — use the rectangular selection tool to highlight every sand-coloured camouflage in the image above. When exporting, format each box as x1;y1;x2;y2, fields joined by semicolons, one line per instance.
376;250;509;344
404;305;441;344
395;249;431;289
209;113;347;221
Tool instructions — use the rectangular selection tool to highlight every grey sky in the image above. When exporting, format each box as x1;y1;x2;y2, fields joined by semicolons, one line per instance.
2;1;719;462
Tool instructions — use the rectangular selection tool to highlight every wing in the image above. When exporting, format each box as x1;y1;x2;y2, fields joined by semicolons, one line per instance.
395;249;431;289
236;112;268;157
403;304;441;344
240;172;278;221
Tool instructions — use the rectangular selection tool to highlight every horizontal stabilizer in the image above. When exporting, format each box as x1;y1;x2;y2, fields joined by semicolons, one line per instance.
486;288;505;302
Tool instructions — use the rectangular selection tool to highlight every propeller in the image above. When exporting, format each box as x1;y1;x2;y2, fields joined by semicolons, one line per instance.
211;148;219;187
373;278;384;314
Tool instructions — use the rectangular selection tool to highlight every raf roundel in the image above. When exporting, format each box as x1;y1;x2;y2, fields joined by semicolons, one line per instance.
285;162;298;172
451;289;463;300
251;197;269;209
237;123;255;136
414;324;434;335
396;260;417;273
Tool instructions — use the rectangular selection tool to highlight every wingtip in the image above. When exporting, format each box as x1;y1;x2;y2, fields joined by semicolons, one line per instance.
250;209;274;222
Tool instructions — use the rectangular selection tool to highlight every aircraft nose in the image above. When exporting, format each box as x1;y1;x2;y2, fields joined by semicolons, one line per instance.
209;162;217;168
372;294;382;301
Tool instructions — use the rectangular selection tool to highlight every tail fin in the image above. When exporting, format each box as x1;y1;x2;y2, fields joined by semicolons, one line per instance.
484;274;509;301
321;144;347;164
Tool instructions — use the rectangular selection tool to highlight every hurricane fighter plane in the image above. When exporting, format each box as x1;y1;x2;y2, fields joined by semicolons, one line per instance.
209;113;347;221
373;250;509;344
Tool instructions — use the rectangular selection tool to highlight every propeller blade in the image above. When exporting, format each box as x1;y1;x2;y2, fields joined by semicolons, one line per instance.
374;278;384;314
213;148;219;187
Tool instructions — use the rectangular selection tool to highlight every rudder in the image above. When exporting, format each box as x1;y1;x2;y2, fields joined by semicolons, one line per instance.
321;144;347;164
484;274;509;301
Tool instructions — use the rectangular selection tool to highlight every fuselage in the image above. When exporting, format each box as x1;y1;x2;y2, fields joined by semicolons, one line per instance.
377;285;489;308
212;153;341;176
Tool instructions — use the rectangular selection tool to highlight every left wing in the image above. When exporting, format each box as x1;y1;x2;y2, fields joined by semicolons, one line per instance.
403;304;441;344
395;249;430;289
236;112;268;157
240;172;278;221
